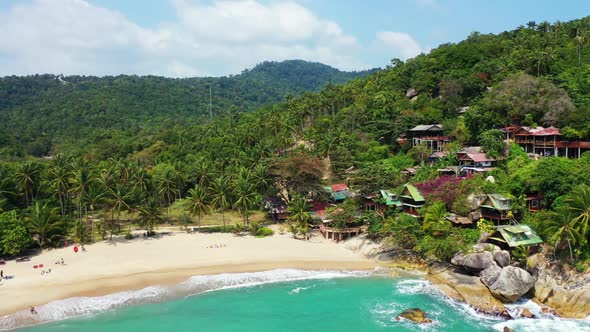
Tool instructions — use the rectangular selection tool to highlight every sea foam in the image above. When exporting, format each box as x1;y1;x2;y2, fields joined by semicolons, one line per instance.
0;269;372;331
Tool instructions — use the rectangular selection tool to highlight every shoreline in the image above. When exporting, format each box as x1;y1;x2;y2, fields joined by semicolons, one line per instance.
1;260;377;318
0;229;378;320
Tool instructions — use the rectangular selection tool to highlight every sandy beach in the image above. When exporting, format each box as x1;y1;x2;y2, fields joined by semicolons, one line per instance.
0;227;378;317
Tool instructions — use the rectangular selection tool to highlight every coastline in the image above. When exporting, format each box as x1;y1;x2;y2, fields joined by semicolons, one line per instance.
0;228;377;318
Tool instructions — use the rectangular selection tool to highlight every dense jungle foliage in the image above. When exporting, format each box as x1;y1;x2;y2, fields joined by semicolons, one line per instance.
1;17;590;266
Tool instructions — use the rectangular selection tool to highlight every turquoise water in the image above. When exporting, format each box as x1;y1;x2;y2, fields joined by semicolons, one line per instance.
5;270;590;332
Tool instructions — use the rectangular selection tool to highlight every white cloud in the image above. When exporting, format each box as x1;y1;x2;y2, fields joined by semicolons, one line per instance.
0;0;367;77
375;31;423;60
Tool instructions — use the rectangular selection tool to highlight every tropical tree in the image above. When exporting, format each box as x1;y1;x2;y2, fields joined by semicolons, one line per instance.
545;208;583;261
287;196;311;240
15;161;42;206
85;184;106;242
26;202;63;248
138;200;163;235
233;172;257;226
209;176;231;227
422;202;450;234
565;184;590;239
186;185;210;230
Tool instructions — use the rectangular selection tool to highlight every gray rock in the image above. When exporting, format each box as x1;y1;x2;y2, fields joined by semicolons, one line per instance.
474;243;501;253
494;250;511;267
395;308;432;324
451;251;495;272
406;87;418;98
480;262;502;287
488;266;535;302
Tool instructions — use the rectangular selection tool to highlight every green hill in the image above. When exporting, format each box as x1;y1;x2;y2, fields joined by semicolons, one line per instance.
0;60;375;156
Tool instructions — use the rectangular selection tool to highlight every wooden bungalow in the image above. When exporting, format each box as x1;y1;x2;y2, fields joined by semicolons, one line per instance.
324;183;353;202
400;184;425;216
407;124;450;152
263;197;289;221
489;225;543;250
479;194;513;224
456;147;497;175
379;190;403;211
512;126;590;158
525;192;545;212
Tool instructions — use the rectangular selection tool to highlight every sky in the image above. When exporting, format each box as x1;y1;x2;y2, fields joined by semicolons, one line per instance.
0;0;587;77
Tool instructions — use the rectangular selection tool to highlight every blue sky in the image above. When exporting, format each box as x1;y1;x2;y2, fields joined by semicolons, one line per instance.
0;0;587;77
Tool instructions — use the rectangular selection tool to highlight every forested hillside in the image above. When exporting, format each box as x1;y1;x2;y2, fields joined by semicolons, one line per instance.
0;60;374;156
1;17;590;265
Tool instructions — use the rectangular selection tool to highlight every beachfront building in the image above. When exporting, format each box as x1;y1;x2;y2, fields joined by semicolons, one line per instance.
324;183;353;203
506;126;590;158
478;194;513;224
400;184;425;216
262;197;289;221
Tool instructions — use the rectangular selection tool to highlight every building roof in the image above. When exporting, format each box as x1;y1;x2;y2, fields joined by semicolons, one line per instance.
481;194;512;211
331;183;349;192
429;151;449;159
533;127;561;136
446;213;473;225
401;184;425;202
331;190;351;201
495;225;543;247
459;152;496;163
457;146;483;154
380;190;402;207
409;124;443;132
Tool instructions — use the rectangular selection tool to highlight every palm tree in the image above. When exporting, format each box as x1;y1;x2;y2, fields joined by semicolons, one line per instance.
156;168;179;222
138;200;163;235
422;202;450;234
69;161;95;228
15;161;41;206
574;29;587;66
565;184;590;239
109;184;132;237
546;208;582;261
209;176;231;228
85;184;106;242
287;196;311;240
26;202;63;248
233;174;257;226
186;185;210;230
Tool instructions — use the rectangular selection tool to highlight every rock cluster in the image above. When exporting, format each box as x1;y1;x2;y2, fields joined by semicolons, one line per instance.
451;245;534;303
395;308;432;324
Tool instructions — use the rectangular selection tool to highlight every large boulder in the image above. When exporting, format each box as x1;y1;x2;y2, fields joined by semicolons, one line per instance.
487;266;535;302
395;308;432;324
451;251;495;272
480;262;502;287
494;250;511;268
406;87;418;98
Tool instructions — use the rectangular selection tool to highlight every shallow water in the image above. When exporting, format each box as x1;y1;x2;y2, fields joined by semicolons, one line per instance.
4;269;590;332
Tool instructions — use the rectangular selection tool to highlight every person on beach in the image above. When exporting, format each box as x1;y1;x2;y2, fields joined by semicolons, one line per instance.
30;306;37;314
1;269;3;278
61;258;64;264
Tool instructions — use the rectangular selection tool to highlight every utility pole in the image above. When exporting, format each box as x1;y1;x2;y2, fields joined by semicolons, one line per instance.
209;85;213;120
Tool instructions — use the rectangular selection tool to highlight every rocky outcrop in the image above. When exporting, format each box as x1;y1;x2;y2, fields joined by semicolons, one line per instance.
395;308;432;324
494;250;511;267
451;251;495;272
406;87;418;98
487;266;535;302
427;266;508;317
480;262;502;286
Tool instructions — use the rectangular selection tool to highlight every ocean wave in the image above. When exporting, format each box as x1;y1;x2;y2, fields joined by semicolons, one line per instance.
0;269;372;331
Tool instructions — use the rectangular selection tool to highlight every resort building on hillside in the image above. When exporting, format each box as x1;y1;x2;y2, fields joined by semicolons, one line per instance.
477;194;513;224
456;147;497;174
379;190;403;211
397;124;450;152
490;225;543;249
400;184;425;216
504;126;590;158
525;192;545;212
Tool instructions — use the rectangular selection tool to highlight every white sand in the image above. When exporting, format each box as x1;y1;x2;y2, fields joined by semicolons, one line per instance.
0;228;377;316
